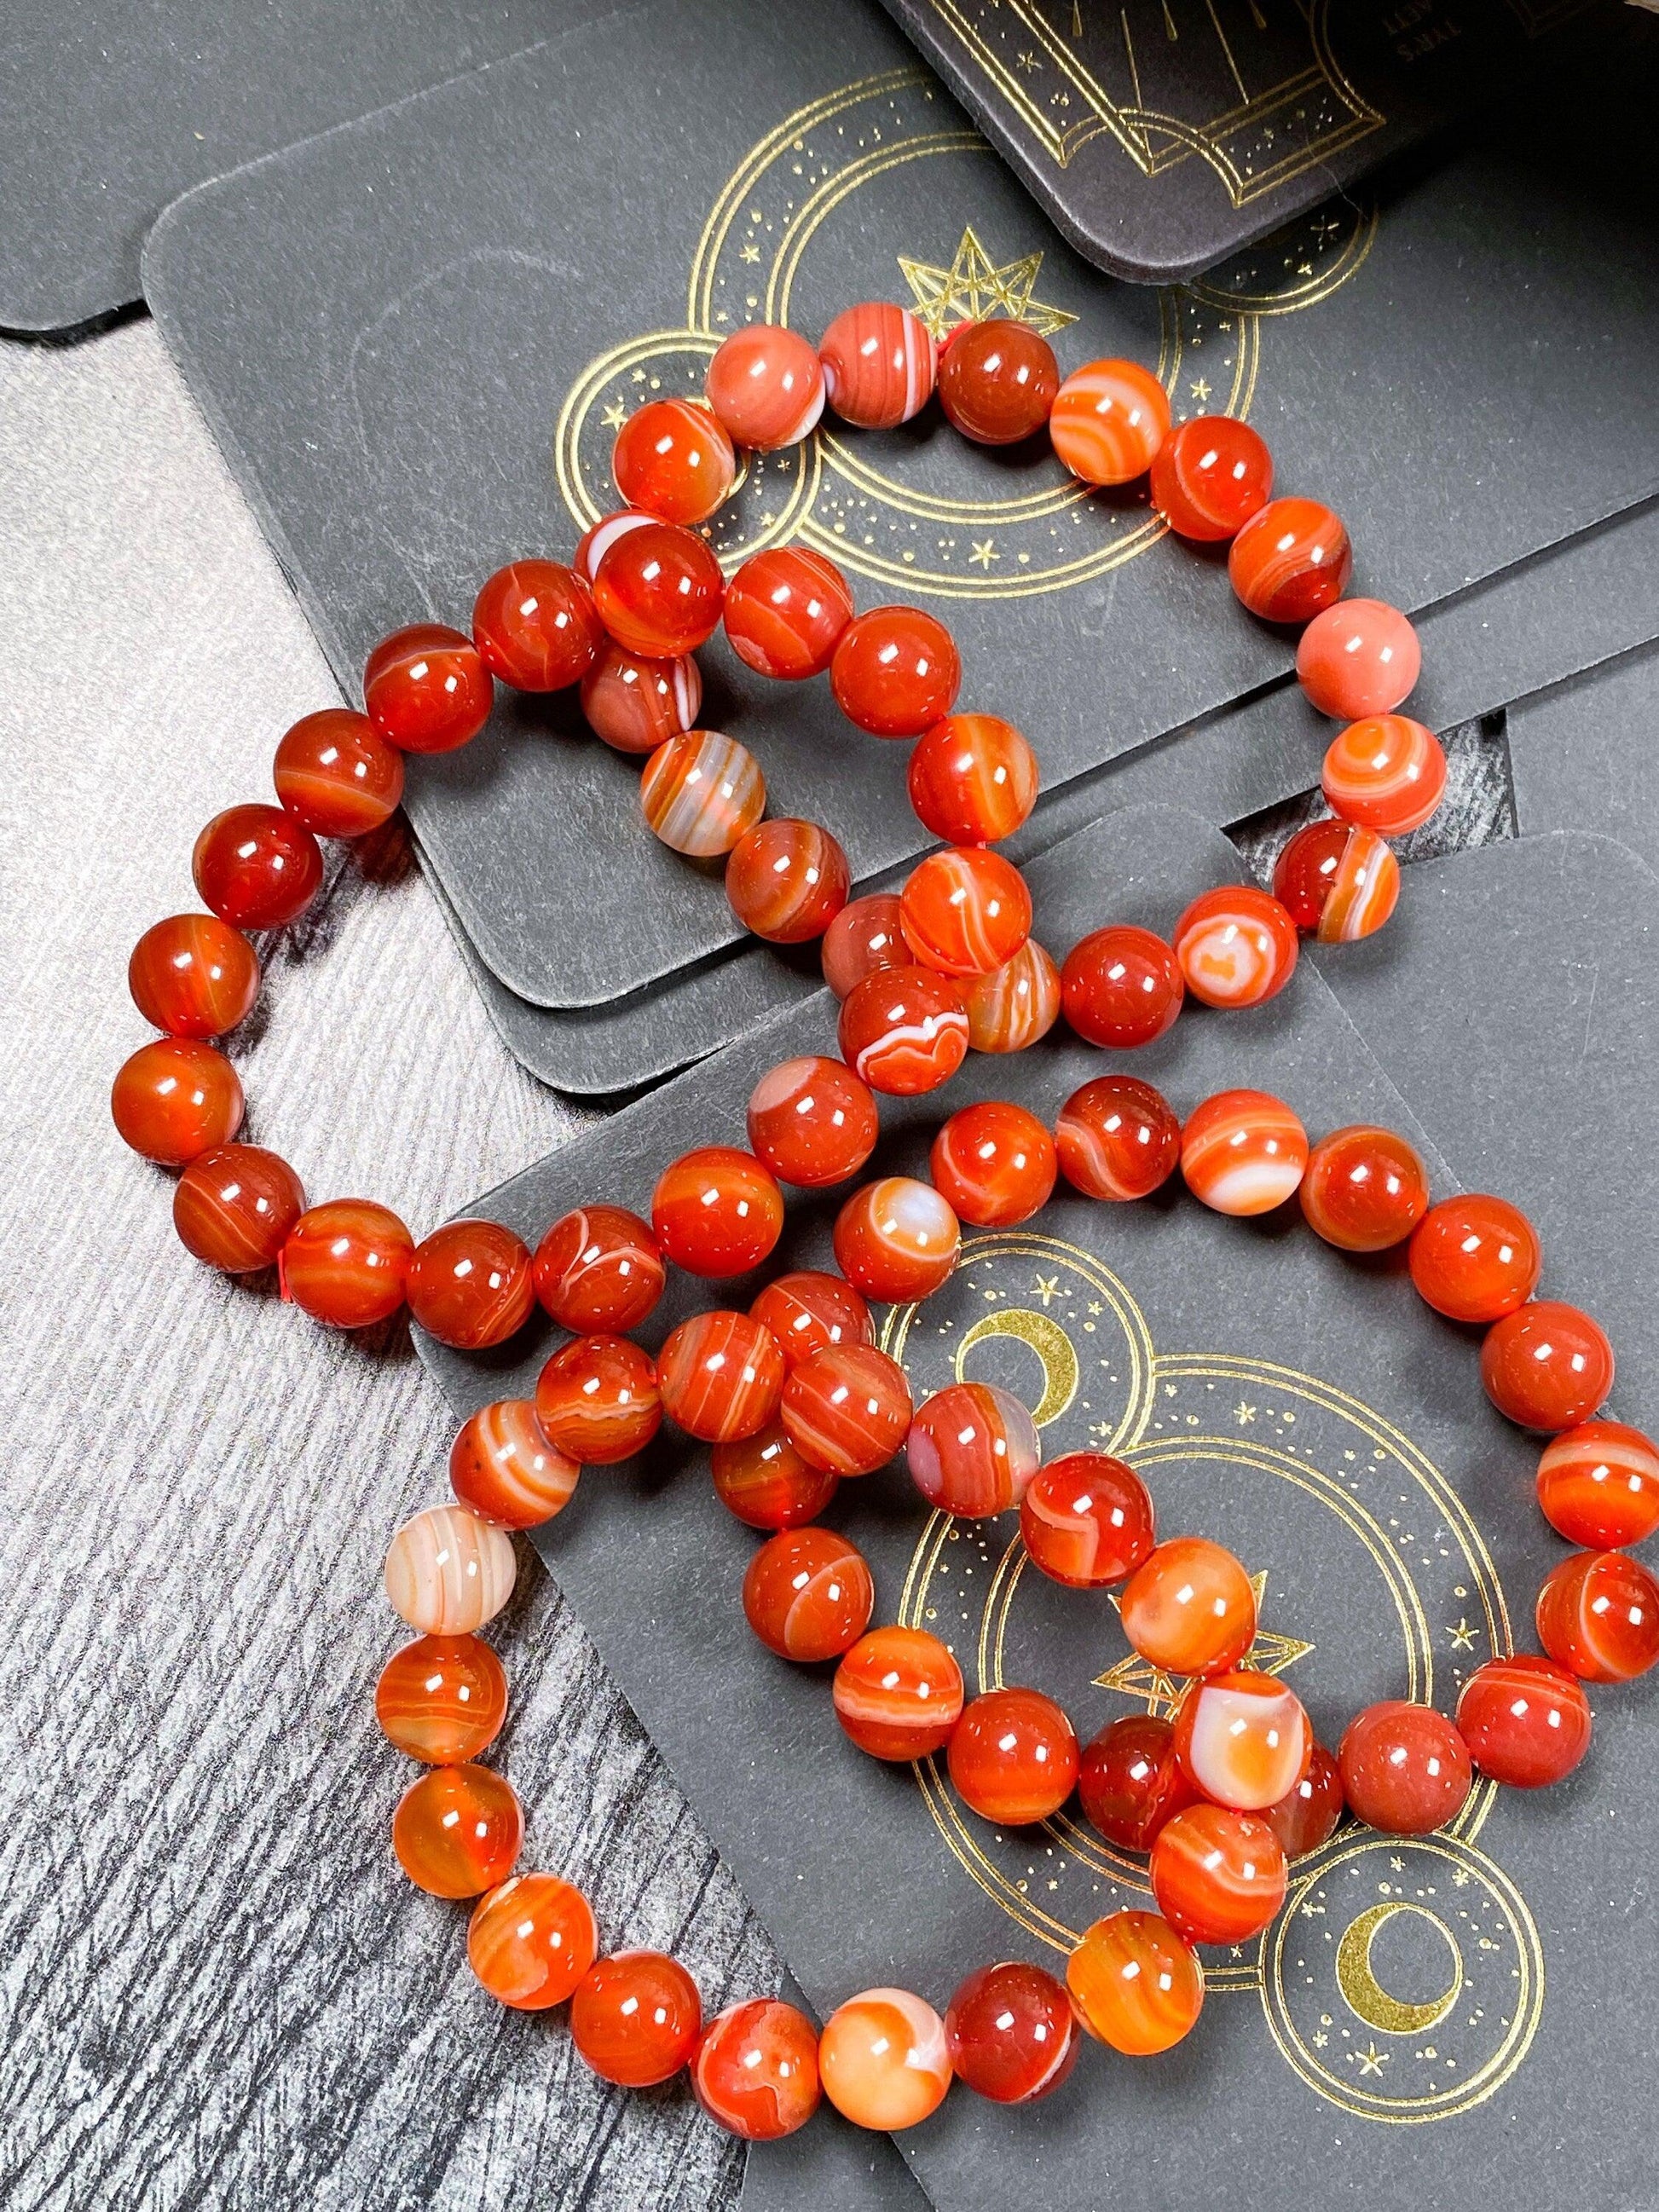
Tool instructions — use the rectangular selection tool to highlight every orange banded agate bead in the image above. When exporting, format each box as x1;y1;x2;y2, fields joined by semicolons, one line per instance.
657;1309;785;1443
711;1420;840;1530
819;303;936;430
471;560;603;692
533;1204;664;1333
1172;885;1298;1009
704;323;826;450
1020;1452;1154;1588
929;1100;1056;1227
822;893;909;1001
947;1687;1078;1824
572;1951;702;2086
818;1989;951;2129
1173;1669;1310;1811
693;1998;823;2140
1049;358;1170;486
743;1527;875;1662
448;1398;579;1529
535;1334;662;1464
1338;1701;1471;1834
173;1143;305;1271
280;1198;413;1327
838;966;970;1097
1181;1089;1309;1217
640;731;765;858
726;819;851;943
1295;598;1420;720
1272;818;1399;944
112;1038;244;1165
129;913;259;1039
748;1270;874;1371
1150;1804;1286;1947
1535;1421;1659;1549
1536;1550;1659;1681
651;1145;785;1279
406;1218;535;1350
1299;1123;1430;1253
963;939;1061;1054
1455;1655;1592;1788
580;641;702;754
1482;1302;1614;1432
375;1632;508;1763
1150;415;1272;541
832;1175;961;1302
907;1381;1040;1517
1322;715;1446;835
782;1343;913;1477
1119;1537;1256;1676
1408;1193;1540;1323
723;547;853;680
1228;497;1351;624
906;714;1039;846
1066;1911;1203;2054
468;1872;597;2009
833;1626;963;1760
899;847;1032;979
384;1504;517;1635
611;396;736;526
392;1763;523;1897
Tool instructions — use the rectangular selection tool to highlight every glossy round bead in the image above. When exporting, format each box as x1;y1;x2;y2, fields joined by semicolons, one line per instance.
1119;1537;1257;1677
1049;358;1171;486
374;1632;508;1764
945;1961;1078;2104
658;1310;784;1443
692;1999;824;2140
782;1344;913;1477
948;1687;1078;1823
747;1055;877;1187
469;1873;597;2010
743;1527;875;1661
830;605;961;737
273;707;405;838
822;893;909;1001
571;1952;702;2087
364;623;493;754
471;559;604;691
1321;714;1446;835
535;1334;662;1464
711;1419;841;1529
1181;1089;1309;1216
612;396;736;525
1455;1655;1593;1788
938;320;1060;445
818;1989;951;2131
1150;1805;1286;1947
448;1398;579;1529
580;640;702;754
1272;818;1400;944
1338;1702;1471;1834
1483;1302;1615;1432
819;303;936;429
833;1627;963;1760
838;965;970;1097
1061;924;1183;1048
1297;598;1420;719
1078;1714;1195;1851
1066;1911;1203;2055
128;913;259;1040
727;820;851;944
279;1198;412;1326
1536;1421;1659;1548
723;547;853;680
964;939;1062;1053
833;1175;962;1302
651;1145;784;1279
929;1100;1056;1227
1536;1550;1659;1681
192;803;324;931
1172;884;1298;1008
1408;1194;1541;1323
533;1204;664;1333
641;730;765;858
1020;1453;1154;1587
393;1764;522;1897
407;1219;535;1350
1261;1741;1345;1857
1173;1670;1310;1811
173;1143;305;1271
1298;1123;1430;1253
749;1270;874;1371
592;521;725;656
1149;415;1273;541
1229;498;1352;624
900;847;1032;979
574;507;656;580
383;1503;517;1634
704;323;826;449
907;714;1038;846
908;1382;1040;1516
1055;1074;1182;1201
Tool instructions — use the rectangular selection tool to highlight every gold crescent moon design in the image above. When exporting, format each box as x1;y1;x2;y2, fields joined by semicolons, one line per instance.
1335;1903;1463;2036
956;1308;1079;1427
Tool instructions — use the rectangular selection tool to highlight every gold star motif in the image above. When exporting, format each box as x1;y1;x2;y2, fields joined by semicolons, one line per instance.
1448;1617;1478;1651
1032;1271;1061;1306
1234;1401;1257;1425
1355;2041;1390;2077
601;401;627;431
1189;378;1212;403
1312;2030;1328;2047
1087;1301;1103;1317
739;242;761;264
969;538;998;569
1015;48;1040;71
898;224;1078;342
1453;1868;1471;1888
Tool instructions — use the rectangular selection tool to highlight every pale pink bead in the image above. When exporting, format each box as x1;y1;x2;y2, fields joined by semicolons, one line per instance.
705;324;826;450
1296;598;1421;719
384;1504;517;1633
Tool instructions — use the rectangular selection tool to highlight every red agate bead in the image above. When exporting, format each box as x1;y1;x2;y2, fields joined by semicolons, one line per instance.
704;324;825;450
1322;714;1446;835
1536;1421;1659;1548
1297;598;1420;719
1055;1074;1181;1201
280;1198;413;1326
533;1204;664;1333
1455;1655;1592;1787
1151;1805;1286;1947
273;708;405;836
1066;1911;1203;2055
723;547;853;679
572;1952;702;2087
907;713;1038;846
747;1054;877;1187
535;1333;662;1464
1172;884;1298;1008
964;939;1062;1054
1338;1702;1471;1834
449;1398;578;1528
375;1632;508;1764
930;1100;1055;1226
612;396;736;525
908;1382;1040;1516
574;507;654;580
782;1343;913;1477
833;1175;961;1302
743;1526;874;1661
1299;1123;1430;1252
658;1309;785;1443
830;605;961;737
109;1040;233;1174
692;1998;823;2140
406;1219;535;1349
193;803;323;931
173;1143;304;1271
393;1764;522;1897
651;1146;784;1278
1483;1302;1614;1431
1272;818;1400;943
1261;1741;1344;1857
469;1873;597;2011
900;847;1032;978
945;1961;1078;2105
364;623;493;753
749;1270;874;1370
1408;1193;1540;1322
1150;415;1273;541
948;1688;1078;1824
1536;1550;1659;1681
726;819;850;943
833;1626;963;1759
1020;1453;1154;1587
818;1989;951;2130
937;320;1059;445
1229;498;1352;623
1060;924;1183;1048
712;1420;840;1529
129;913;259;1039
1174;1670;1310;1811
592;521;725;656
640;731;765;857
822;893;909;1001
819;302;936;428
1049;358;1170;486
580;640;701;754
1078;1714;1195;1851
838;964;971;1098
471;559;603;691
1181;1089;1309;1216
1120;1537;1256;1676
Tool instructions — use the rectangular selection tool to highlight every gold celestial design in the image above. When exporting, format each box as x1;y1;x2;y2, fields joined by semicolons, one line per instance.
1335;1903;1463;2037
897;222;1078;339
